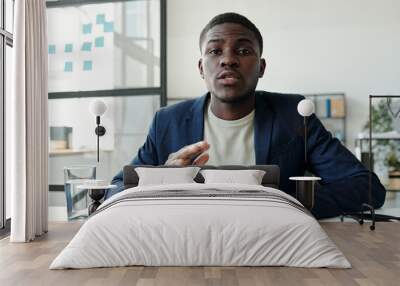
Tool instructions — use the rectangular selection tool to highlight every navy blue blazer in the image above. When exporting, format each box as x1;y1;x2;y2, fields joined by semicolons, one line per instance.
110;91;386;218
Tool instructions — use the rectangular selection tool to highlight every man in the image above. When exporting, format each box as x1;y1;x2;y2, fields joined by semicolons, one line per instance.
108;12;386;218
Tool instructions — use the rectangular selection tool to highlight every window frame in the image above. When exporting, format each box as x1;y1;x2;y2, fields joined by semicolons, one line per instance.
46;0;167;199
0;0;13;234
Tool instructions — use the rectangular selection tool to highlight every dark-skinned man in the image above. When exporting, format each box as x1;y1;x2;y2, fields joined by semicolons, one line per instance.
108;12;386;219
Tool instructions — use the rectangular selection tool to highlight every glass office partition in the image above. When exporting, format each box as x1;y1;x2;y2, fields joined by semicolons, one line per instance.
5;0;12;33
46;0;166;221
48;95;160;183
47;0;161;92
0;0;13;232
356;96;400;208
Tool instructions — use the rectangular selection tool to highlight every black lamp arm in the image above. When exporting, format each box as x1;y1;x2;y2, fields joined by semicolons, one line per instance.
94;116;106;162
304;116;308;165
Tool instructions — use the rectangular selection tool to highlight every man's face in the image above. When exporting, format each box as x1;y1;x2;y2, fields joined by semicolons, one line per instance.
198;23;266;103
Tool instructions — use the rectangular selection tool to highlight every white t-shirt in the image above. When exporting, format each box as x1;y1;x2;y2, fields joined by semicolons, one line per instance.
203;103;256;165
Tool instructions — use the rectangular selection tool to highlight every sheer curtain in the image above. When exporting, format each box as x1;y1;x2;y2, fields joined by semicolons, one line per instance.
8;0;48;242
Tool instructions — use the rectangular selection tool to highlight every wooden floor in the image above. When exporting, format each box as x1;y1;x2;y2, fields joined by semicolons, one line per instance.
0;221;399;286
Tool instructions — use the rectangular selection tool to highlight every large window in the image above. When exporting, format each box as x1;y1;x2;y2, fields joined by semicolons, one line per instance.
46;0;166;220
0;0;13;232
47;0;162;92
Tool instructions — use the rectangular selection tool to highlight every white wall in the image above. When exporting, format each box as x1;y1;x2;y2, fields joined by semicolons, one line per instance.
167;0;400;149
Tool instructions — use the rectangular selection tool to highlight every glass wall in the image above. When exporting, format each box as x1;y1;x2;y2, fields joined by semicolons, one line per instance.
356;96;400;208
0;0;13;231
5;0;12;33
47;0;160;92
46;0;166;221
48;95;160;184
4;44;11;221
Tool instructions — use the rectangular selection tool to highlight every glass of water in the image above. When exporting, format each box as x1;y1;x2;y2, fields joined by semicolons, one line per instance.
64;165;96;220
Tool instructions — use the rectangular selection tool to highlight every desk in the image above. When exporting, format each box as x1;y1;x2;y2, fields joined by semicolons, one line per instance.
0;222;399;285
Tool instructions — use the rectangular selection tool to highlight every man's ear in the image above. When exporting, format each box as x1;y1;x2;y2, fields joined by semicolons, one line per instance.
198;58;204;79
259;58;266;78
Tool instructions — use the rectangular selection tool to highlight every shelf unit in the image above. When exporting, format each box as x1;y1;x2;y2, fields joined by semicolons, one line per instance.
303;93;346;144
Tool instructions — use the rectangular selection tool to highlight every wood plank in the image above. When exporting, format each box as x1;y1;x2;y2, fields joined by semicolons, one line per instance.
0;221;399;286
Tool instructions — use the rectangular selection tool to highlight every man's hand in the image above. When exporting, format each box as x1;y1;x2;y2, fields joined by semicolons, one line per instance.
165;141;210;166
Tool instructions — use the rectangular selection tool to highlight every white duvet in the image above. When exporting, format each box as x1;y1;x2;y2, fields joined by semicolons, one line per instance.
50;183;351;269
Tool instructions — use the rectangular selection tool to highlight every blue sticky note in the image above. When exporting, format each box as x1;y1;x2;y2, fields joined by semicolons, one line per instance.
83;60;92;71
94;37;104;48
81;42;92;51
96;14;105;24
48;45;56;54
82;23;92;34
103;21;114;33
64;43;73;53
64;61;73;72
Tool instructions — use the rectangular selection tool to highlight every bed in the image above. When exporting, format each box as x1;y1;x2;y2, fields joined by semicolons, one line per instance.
50;165;350;269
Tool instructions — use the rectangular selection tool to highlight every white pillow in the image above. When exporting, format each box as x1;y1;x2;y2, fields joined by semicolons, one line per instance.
135;167;200;186
200;169;266;185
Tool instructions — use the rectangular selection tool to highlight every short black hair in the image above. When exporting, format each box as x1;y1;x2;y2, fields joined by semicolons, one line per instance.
199;12;263;55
